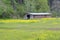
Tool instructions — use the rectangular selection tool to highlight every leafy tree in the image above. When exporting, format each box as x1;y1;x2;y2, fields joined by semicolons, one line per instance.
0;0;50;19
24;0;50;13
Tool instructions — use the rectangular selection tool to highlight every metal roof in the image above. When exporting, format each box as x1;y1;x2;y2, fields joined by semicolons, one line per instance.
28;13;51;15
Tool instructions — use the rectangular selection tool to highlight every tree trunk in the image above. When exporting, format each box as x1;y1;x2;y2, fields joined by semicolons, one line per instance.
11;0;16;10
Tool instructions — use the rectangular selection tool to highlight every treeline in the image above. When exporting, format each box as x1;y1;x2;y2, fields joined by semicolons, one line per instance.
49;0;60;17
0;0;50;19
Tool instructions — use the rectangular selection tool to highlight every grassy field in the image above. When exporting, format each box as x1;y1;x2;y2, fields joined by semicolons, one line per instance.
0;18;60;40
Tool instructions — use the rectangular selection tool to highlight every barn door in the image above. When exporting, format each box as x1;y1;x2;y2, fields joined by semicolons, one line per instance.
27;15;30;19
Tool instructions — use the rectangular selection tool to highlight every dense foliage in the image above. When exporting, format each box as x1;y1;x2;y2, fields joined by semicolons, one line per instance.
0;0;50;19
49;0;60;17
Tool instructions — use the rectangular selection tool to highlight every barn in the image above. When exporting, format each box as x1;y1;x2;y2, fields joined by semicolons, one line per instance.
24;13;51;19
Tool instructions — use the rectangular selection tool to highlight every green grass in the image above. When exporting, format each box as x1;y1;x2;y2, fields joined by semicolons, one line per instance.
0;30;60;40
0;22;59;29
0;19;60;40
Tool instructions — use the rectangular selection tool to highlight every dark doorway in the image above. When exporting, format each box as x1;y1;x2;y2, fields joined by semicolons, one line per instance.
27;15;30;19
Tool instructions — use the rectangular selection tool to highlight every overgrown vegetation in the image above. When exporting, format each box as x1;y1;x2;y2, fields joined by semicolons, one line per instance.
0;30;60;40
0;0;50;19
0;18;60;40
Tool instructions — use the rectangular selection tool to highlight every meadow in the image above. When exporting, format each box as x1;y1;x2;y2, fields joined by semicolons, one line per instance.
0;18;60;40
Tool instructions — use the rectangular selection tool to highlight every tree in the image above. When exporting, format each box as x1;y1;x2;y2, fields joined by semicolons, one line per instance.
49;0;60;17
24;0;50;13
0;0;50;19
